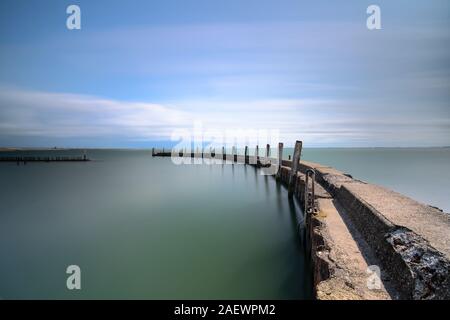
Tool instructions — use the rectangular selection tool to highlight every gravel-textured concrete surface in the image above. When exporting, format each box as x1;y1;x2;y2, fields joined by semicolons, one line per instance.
344;182;450;259
314;198;396;300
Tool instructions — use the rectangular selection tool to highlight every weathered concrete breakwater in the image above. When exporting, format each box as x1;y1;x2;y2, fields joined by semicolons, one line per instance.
152;142;450;300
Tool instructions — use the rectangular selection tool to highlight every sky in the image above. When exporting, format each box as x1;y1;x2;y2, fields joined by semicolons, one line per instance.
0;0;449;148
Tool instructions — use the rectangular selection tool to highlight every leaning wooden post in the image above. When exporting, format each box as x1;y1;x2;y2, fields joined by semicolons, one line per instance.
276;142;283;179
288;140;302;198
244;146;249;164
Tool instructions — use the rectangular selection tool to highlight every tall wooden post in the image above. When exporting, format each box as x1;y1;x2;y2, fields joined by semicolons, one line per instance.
266;144;270;165
244;146;249;164
288;140;302;197
276;142;283;179
255;145;259;165
222;146;226;161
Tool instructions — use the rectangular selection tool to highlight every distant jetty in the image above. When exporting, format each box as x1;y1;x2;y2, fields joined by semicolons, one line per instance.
0;155;90;163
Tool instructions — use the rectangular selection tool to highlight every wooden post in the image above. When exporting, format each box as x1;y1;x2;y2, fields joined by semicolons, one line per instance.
288;140;302;197
266;144;270;165
244;146;248;164
255;145;259;165
276;142;283;179
152;148;155;156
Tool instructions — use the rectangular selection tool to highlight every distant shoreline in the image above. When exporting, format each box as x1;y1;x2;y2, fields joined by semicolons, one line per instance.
1;146;449;152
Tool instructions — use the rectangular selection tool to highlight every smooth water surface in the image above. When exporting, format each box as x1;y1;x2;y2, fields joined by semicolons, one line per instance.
0;150;311;299
299;148;450;212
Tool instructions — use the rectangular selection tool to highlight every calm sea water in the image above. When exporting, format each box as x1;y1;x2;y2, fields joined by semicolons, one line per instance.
0;150;311;299
1;147;448;299
299;148;450;213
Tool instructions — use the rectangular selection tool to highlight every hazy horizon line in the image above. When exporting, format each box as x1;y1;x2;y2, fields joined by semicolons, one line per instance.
1;145;449;151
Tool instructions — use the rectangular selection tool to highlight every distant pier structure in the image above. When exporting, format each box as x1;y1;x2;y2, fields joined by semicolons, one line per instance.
0;150;90;164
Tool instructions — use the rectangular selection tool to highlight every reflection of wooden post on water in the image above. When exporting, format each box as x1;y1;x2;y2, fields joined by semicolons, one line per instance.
276;142;283;179
288;141;302;198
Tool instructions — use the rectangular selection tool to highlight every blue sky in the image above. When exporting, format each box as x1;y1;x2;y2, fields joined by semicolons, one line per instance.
0;0;449;147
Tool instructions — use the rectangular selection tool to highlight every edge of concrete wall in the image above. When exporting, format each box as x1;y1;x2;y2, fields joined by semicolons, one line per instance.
302;162;450;300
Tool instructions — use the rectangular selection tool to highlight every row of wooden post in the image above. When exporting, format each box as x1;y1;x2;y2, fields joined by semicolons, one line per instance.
153;140;303;198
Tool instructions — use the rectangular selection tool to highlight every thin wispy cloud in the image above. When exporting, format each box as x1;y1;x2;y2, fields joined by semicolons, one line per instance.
1;87;449;147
